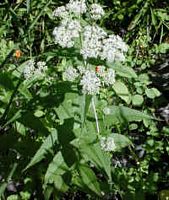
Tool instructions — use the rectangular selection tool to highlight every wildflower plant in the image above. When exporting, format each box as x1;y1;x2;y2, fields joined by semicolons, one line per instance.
52;0;128;138
0;0;157;199
22;1;152;198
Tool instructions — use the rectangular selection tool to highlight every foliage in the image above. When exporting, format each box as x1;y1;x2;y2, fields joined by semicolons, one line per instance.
0;0;169;200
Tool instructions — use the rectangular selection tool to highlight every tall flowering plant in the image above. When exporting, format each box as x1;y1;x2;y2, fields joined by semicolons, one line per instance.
20;0;152;198
52;0;128;146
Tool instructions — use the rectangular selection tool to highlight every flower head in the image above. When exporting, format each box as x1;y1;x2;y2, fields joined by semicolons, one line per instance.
66;0;87;15
90;3;105;20
23;60;35;79
102;68;115;86
77;65;86;74
53;6;68;18
100;136;116;152
53;19;81;48
80;25;107;59
23;60;47;79
63;66;79;82
80;70;101;95
101;34;128;63
35;61;48;76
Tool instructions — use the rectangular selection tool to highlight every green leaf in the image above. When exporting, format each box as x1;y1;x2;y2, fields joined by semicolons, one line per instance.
18;84;32;99
26;0;31;13
44;152;69;193
24;129;58;170
55;92;79;124
113;81;131;104
103;105;153;124
3;110;22;127
111;134;131;151
44;185;53;200
128;11;142;30
132;95;144;106
108;63;137;78
77;164;101;196
128;1;149;30
73;129;111;180
0;72;15;90
80;94;92;126
145;88;161;99
151;8;158;30
34;110;44;118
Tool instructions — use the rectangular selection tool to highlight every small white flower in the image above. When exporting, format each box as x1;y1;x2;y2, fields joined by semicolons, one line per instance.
77;65;86;74
53;26;73;48
114;50;126;62
102;68;115;86
90;3;105;20
80;70;101;95
23;60;47;79
66;0;87;15
53;19;81;48
23;60;35;79
101;34;128;63
53;6;68;18
34;61;48;76
67;19;82;38
115;35;128;52
80;25;107;59
100;136;116;152
63;66;79;82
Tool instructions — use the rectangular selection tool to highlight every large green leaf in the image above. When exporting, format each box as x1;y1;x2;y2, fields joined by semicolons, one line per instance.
73;127;112;180
44;152;69;193
107;62;137;78
77;164;101;196
103;105;153;124
113;81;131;104
111;133;132;151
25;129;58;170
55;92;80;124
18;84;32;99
80;94;92;127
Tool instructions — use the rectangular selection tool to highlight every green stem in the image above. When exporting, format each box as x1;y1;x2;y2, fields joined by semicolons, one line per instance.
92;97;100;134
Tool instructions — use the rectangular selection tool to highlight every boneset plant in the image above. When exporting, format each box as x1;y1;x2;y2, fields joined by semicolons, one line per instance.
21;0;153;198
1;0;155;199
52;0;128;143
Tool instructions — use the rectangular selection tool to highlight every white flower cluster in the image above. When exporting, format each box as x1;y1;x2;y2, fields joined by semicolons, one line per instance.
35;61;48;76
63;65;115;95
63;66;79;82
53;19;81;48
100;136;116;152
23;60;35;79
80;70;101;95
53;6;68;18
90;3;105;20
81;25;128;62
23;60;47;79
80;25;107;59
66;0;87;15
53;0;104;18
101;35;128;63
53;1;128;62
95;65;116;86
